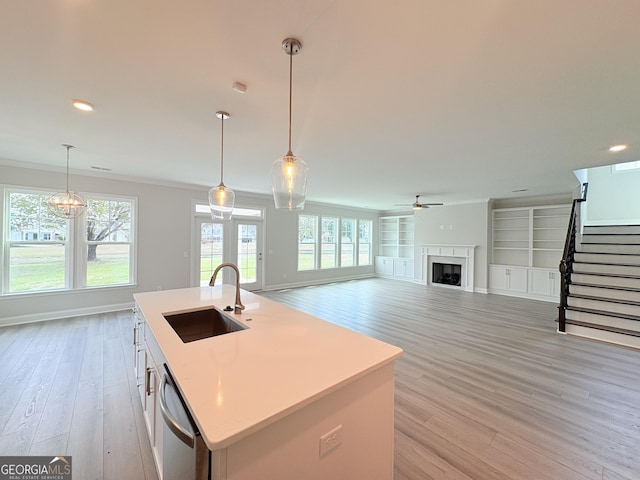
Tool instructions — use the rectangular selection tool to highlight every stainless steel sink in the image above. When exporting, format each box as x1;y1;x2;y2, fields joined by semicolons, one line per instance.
163;307;247;343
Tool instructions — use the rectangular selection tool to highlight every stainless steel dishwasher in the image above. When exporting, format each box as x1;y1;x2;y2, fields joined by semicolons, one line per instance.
159;365;209;480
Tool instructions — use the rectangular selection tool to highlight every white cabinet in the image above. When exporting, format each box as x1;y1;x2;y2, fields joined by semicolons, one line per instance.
394;258;414;279
377;215;414;281
375;256;395;276
529;268;560;299
489;266;528;293
133;303;164;479
490;204;569;302
133;307;146;404
375;256;414;280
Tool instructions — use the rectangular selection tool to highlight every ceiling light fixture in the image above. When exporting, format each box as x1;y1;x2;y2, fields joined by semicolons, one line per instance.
608;144;628;153
232;81;247;94
271;37;309;211
209;111;235;220
47;144;86;219
72;99;94;112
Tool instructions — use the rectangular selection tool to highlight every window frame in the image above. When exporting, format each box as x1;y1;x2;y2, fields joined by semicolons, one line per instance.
80;194;137;289
298;214;318;271
297;214;375;271
358;219;373;266
320;216;338;269
1;186;137;296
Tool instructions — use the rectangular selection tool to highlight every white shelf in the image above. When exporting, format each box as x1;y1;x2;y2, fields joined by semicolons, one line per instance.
490;203;570;300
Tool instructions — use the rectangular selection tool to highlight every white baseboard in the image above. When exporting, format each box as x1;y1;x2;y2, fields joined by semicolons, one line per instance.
262;273;374;292
488;288;559;303
0;302;135;327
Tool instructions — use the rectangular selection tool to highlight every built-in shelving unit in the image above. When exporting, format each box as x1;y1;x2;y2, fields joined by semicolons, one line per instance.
376;215;415;281
490;204;571;301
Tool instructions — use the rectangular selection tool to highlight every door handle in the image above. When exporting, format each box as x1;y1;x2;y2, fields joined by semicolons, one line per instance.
146;367;152;396
159;373;195;447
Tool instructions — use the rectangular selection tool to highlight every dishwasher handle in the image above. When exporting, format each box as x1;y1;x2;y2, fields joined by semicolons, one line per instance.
159;373;195;448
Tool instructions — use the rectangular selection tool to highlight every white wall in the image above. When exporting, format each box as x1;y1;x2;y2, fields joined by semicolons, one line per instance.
583;164;640;225
412;202;490;291
0;163;379;325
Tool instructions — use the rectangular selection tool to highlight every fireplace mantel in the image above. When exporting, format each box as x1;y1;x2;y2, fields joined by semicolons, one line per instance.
420;244;476;292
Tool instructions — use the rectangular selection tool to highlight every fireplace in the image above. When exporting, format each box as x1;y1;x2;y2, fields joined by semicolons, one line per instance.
421;244;477;292
432;262;462;286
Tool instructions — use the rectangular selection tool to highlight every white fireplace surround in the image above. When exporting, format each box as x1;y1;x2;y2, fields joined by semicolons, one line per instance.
421;244;476;292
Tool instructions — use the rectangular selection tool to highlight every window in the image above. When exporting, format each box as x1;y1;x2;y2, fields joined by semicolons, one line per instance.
5;191;69;293
298;215;318;270
237;223;257;283
321;217;338;268
297;215;373;271
358;220;372;265
200;222;224;285
2;188;136;295
85;197;134;287
612;160;640;173
341;219;356;267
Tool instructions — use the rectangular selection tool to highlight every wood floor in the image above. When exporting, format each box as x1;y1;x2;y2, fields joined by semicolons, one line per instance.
262;279;640;480
0;310;157;480
1;278;639;479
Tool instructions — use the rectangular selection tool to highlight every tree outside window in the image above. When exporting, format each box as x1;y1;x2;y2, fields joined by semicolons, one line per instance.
2;189;136;295
6;191;68;292
85;198;134;286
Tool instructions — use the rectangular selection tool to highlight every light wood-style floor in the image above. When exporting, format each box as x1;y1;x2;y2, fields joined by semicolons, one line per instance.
262;279;640;480
0;311;157;480
1;278;639;479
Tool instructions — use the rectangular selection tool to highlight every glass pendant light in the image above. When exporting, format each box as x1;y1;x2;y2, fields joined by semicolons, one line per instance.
47;144;86;219
209;111;235;220
271;38;309;211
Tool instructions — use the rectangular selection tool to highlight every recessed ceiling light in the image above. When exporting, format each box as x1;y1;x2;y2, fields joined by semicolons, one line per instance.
608;144;627;152
72;99;94;112
232;82;247;94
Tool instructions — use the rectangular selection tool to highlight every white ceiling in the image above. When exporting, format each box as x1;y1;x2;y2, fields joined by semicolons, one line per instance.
1;0;639;211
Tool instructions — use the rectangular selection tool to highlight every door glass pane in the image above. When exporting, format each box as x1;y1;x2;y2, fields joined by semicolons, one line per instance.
201;222;223;285
237;224;257;284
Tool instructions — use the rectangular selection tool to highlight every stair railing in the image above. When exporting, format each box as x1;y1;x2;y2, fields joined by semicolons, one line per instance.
558;182;588;332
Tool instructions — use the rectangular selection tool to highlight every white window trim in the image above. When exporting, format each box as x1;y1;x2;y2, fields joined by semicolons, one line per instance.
1;186;138;295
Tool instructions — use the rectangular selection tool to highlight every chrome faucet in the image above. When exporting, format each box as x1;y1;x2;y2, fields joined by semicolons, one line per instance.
209;263;245;314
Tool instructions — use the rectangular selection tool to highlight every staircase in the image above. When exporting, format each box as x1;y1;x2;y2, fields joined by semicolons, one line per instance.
565;225;640;348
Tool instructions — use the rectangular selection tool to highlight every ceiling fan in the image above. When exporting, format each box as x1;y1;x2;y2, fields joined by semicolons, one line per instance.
395;195;444;210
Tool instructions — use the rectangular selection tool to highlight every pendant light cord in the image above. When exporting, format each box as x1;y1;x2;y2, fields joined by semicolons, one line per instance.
287;50;293;156
220;115;225;185
64;145;74;194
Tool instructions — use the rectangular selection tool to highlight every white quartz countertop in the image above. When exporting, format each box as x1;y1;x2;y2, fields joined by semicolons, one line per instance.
133;286;403;450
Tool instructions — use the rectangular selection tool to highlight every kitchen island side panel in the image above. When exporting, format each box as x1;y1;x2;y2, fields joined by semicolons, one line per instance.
222;362;396;480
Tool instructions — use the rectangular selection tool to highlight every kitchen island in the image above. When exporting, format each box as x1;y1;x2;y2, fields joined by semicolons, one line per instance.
134;285;403;480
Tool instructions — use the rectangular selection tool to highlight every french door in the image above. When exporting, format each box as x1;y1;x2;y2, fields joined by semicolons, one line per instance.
194;217;263;290
232;219;262;291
